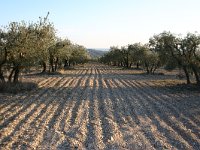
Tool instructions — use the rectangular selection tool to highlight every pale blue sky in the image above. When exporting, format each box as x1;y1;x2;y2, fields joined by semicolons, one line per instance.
1;0;200;48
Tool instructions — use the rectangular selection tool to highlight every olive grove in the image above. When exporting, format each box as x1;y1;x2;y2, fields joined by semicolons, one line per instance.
100;32;200;85
0;15;90;83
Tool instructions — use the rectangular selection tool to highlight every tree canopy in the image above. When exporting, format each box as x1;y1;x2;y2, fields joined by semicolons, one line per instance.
100;32;200;85
0;14;90;83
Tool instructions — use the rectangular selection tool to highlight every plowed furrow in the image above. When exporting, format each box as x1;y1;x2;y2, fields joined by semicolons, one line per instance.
143;81;200;138
119;79;189;149
58;70;88;134
134;81;200;147
27;78;74;149
1;64;200;149
153;82;200;125
84;68;105;149
114;78;165;149
62;68;92;149
38;77;54;87
0;77;61;121
103;78;128;149
96;69;124;149
37;69;88;149
0;77;63;131
0;77;67;146
111;78;155;149
130;80;199;149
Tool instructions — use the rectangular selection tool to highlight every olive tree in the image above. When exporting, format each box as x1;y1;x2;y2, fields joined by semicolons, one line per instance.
70;44;90;65
129;43;145;69
0;15;56;82
149;31;200;84
0;29;7;82
180;33;200;84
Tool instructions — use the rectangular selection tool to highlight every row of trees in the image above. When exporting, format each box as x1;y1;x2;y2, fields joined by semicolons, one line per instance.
0;14;90;83
100;44;160;74
100;32;200;85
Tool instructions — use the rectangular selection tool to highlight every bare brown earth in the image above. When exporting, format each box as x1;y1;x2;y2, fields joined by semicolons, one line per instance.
0;63;200;150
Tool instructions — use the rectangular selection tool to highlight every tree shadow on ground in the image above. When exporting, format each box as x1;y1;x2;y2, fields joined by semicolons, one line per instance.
1;82;200;149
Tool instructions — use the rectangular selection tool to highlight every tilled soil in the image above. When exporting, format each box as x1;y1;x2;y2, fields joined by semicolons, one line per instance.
0;64;200;150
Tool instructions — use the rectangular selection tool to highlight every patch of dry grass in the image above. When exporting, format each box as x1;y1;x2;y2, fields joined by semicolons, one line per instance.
150;79;200;92
150;79;184;86
0;82;38;94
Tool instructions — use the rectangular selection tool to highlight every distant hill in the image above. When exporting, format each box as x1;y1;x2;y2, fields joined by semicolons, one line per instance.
87;49;108;59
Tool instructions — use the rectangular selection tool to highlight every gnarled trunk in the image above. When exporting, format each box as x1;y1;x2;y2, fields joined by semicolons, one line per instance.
49;55;55;72
41;61;46;73
145;62;150;74
8;67;15;82
0;48;8;82
136;62;139;69
191;64;200;85
13;66;20;83
54;57;58;71
182;65;191;84
0;66;5;82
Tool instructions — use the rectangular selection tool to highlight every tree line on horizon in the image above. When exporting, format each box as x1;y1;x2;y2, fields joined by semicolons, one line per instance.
0;14;90;83
100;32;200;85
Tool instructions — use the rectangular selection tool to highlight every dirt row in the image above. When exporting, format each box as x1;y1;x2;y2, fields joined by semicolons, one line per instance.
0;64;200;149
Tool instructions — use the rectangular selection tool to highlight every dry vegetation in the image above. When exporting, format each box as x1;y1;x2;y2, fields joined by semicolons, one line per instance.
0;64;200;149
